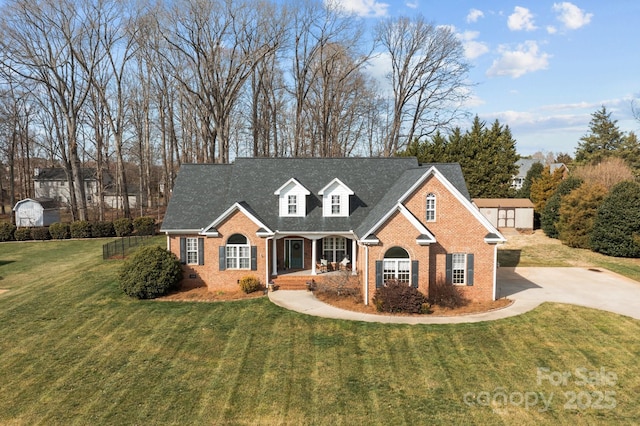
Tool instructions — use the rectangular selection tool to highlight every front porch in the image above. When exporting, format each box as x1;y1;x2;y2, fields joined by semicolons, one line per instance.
269;234;358;279
270;267;358;291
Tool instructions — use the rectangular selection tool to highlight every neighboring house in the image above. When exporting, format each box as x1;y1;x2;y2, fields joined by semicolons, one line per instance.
13;198;60;227
161;158;506;304
473;198;534;230
34;168;107;205
511;159;568;190
34;167;137;208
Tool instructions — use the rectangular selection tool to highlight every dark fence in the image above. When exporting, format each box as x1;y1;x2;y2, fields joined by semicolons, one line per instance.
102;235;154;260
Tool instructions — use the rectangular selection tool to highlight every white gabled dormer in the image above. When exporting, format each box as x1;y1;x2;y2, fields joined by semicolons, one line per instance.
274;178;310;217
318;178;354;217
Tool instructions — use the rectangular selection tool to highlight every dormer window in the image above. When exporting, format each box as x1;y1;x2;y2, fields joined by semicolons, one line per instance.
288;195;297;215
331;195;341;215
274;178;310;217
319;178;354;217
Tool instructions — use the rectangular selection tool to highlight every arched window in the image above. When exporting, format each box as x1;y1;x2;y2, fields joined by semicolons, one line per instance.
226;234;250;269
426;193;436;222
383;246;410;283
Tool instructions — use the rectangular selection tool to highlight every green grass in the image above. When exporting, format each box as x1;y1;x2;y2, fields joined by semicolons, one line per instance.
0;240;639;425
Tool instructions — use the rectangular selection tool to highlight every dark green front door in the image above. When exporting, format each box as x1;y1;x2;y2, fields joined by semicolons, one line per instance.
288;239;304;269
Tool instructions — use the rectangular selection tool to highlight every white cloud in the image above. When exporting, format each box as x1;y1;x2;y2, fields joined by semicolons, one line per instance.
405;0;419;9
458;31;489;60
487;41;550;78
331;0;389;17
546;25;557;34
466;8;484;23
508;6;537;31
553;2;593;30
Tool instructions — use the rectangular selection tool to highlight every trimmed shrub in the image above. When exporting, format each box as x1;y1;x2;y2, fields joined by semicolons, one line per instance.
119;246;182;299
133;216;155;236
113;217;134;237
91;221;115;238
0;222;16;242
238;275;262;294
14;228;31;241
591;181;640;257
428;281;469;309
70;221;92;239
31;227;51;240
372;280;428;314
49;222;70;239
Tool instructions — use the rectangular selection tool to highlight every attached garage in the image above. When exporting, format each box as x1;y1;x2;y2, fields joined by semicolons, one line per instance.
473;198;534;230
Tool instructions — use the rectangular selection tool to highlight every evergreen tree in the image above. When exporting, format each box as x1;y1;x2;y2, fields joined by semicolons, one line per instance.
575;106;624;165
530;166;564;213
541;176;583;238
557;183;607;249
591;181;640;257
518;161;544;199
455;117;519;198
618;131;640;178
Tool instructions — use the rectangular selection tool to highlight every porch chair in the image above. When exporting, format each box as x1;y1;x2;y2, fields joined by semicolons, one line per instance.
316;258;328;273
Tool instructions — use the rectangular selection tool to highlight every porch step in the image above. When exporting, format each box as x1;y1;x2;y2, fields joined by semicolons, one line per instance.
271;275;315;291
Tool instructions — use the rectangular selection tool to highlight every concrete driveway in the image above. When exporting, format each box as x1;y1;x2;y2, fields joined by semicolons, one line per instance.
497;267;640;320
269;267;640;323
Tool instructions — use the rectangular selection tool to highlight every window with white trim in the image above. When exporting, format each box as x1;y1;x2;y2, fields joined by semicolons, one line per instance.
287;195;297;215
226;234;250;269
186;237;199;265
331;195;341;215
452;253;466;285
323;236;346;263
426;193;436;222
383;246;410;283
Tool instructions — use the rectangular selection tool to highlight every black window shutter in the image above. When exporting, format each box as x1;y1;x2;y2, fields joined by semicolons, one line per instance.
179;237;186;264
445;254;452;284
218;246;226;271
198;238;205;265
467;254;474;286
411;260;419;288
251;246;257;271
375;261;383;288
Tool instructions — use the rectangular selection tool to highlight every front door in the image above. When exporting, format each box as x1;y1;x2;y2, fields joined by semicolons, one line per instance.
287;239;304;269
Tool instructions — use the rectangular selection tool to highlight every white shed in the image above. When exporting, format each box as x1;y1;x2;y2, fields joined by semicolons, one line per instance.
13;198;60;227
473;198;534;230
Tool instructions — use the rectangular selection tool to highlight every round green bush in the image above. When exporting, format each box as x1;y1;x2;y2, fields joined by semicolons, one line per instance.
113;217;134;237
70;220;92;239
0;222;16;241
119;246;183;299
239;275;262;294
372;280;428;314
31;227;51;240
133;216;156;236
14;228;31;241
49;222;70;239
91;221;115;238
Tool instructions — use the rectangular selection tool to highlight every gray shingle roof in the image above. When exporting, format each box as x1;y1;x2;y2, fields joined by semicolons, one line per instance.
161;157;470;237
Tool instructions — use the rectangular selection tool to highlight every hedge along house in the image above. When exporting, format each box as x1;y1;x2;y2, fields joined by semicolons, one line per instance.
160;158;506;304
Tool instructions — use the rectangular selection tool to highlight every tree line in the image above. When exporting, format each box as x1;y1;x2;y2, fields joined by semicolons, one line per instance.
0;0;470;221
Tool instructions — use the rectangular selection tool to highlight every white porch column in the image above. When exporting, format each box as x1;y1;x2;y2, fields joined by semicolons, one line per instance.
351;238;357;274
311;239;317;275
272;237;278;277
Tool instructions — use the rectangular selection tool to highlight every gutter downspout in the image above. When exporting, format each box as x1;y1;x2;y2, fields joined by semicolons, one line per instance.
492;244;498;300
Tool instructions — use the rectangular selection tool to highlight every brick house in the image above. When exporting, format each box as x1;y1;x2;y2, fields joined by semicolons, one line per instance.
160;157;505;304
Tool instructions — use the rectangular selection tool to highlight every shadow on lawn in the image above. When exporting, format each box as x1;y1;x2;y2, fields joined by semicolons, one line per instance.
497;249;521;267
496;267;541;299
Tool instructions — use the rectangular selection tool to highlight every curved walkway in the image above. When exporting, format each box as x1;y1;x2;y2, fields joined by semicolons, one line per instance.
268;267;640;324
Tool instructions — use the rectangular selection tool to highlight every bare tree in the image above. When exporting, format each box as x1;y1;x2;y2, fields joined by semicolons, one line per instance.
158;0;282;164
376;15;470;155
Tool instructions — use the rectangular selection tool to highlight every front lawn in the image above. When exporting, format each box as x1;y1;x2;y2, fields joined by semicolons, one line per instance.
0;239;638;424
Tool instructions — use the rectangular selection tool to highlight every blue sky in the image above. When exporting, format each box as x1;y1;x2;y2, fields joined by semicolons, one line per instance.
335;0;640;157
